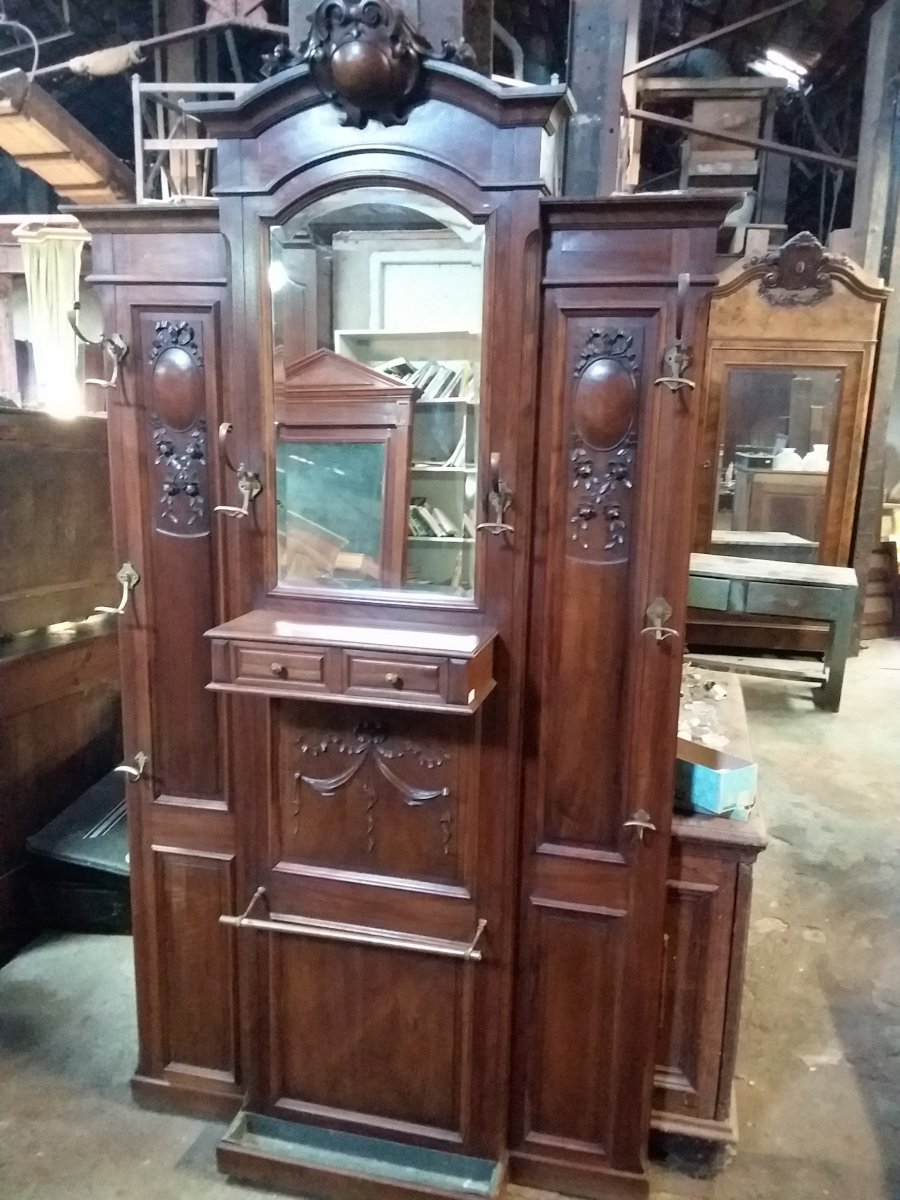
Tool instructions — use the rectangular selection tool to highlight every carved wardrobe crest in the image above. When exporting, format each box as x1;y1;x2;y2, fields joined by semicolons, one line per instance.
745;230;838;307
301;0;472;127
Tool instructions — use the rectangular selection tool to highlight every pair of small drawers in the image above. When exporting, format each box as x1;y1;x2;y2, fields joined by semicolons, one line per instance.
236;643;444;702
207;624;496;714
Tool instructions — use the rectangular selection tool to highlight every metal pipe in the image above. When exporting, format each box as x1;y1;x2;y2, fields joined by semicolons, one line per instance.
33;18;289;79
623;0;806;78
628;105;857;171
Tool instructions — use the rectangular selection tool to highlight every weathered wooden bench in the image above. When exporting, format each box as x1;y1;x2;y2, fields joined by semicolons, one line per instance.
686;553;859;712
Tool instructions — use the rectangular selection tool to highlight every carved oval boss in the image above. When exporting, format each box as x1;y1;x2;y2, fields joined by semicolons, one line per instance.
149;319;204;428
148;320;209;538
572;328;638;450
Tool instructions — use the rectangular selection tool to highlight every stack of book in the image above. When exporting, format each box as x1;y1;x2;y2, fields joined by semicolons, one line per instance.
409;499;475;540
378;357;474;402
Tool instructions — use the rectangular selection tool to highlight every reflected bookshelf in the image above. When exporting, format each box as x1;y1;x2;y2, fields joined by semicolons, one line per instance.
335;327;481;594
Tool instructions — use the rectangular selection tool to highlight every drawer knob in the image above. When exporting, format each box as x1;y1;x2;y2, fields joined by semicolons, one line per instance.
385;672;403;689
270;662;287;678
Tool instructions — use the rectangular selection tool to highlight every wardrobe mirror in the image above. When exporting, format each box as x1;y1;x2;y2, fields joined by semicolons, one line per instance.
269;186;485;598
711;364;841;560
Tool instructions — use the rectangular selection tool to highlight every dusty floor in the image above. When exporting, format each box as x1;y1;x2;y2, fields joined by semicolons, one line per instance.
1;641;898;1200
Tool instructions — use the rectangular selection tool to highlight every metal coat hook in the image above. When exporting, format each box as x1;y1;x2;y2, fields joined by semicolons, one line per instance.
654;272;696;394
68;302;128;389
215;423;261;519
94;561;140;615
475;451;514;537
115;751;149;782
640;596;680;643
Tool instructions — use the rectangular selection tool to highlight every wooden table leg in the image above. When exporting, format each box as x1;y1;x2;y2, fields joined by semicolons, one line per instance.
814;585;856;711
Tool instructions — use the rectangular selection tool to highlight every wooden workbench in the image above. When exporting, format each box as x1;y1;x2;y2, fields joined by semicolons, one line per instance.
687;553;859;711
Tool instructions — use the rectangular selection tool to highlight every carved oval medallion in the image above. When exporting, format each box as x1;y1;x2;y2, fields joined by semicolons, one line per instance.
573;354;636;451
151;344;203;430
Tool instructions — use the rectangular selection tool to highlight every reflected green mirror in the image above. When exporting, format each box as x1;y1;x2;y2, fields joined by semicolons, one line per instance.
270;187;485;598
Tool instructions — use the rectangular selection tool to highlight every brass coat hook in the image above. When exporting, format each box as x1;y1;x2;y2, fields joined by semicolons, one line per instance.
475;451;514;537
654;273;696;394
215;422;262;519
640;596;680;643
68;302;129;389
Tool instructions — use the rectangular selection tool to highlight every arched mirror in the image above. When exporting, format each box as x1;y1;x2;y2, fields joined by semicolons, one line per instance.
268;186;485;600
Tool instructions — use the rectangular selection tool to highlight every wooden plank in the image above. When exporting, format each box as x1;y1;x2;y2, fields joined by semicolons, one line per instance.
0;71;134;202
0;410;116;636
686;653;826;683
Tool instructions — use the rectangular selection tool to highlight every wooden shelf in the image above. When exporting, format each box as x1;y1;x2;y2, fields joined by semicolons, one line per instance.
412;464;477;473
408;537;473;545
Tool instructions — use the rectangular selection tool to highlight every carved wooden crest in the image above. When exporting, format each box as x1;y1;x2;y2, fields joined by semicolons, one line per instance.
301;0;429;127
300;0;474;127
750;230;836;308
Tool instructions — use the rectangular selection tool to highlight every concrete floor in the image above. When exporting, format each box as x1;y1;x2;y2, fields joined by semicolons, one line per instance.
1;641;899;1200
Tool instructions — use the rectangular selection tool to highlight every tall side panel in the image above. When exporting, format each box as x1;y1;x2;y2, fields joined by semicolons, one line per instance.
81;209;241;1118
509;200;725;1200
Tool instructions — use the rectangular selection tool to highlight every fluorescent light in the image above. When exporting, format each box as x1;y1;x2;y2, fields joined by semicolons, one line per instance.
268;259;289;294
749;46;808;90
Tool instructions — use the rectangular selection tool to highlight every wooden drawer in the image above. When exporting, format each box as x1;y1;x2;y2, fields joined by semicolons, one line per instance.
344;652;445;701
234;644;327;690
207;611;497;714
743;581;842;622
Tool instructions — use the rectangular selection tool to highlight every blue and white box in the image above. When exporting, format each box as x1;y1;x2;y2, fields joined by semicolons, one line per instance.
675;738;758;821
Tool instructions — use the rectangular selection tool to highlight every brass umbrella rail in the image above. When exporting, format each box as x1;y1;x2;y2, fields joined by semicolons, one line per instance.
220;886;487;962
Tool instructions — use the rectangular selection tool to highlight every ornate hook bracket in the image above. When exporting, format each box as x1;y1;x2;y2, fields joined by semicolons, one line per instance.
214;422;262;520
68;302;129;389
475;451;514;537
94;561;140;615
115;750;149;782
640;596;680;643
654;273;695;395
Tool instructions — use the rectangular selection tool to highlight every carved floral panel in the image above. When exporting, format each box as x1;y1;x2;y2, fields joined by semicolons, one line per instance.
567;327;641;565
148;320;210;538
274;706;470;886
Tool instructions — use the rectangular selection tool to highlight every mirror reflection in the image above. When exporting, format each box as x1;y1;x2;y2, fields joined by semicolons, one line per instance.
270;187;484;598
712;366;841;562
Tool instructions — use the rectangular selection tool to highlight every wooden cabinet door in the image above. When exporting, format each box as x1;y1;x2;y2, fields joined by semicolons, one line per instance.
241;700;495;1155
509;207;718;1197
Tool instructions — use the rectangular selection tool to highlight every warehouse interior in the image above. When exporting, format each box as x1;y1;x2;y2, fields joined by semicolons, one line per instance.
1;3;899;1200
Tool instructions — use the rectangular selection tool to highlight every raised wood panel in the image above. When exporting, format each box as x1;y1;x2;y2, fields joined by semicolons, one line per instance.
655;881;717;1101
270;937;467;1137
521;906;624;1152
135;309;223;804
273;702;473;887
153;847;237;1078
539;320;648;850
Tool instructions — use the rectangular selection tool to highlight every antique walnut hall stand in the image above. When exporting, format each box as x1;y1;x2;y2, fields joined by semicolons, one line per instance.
76;5;730;1198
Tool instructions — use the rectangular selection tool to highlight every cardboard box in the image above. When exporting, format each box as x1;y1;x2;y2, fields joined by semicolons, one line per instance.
675;737;758;820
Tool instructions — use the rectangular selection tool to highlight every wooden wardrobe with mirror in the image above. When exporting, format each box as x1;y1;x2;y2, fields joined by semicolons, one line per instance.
692;232;887;571
77;6;727;1198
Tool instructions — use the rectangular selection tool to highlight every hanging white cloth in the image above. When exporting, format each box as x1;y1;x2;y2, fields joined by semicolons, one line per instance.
18;225;88;417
